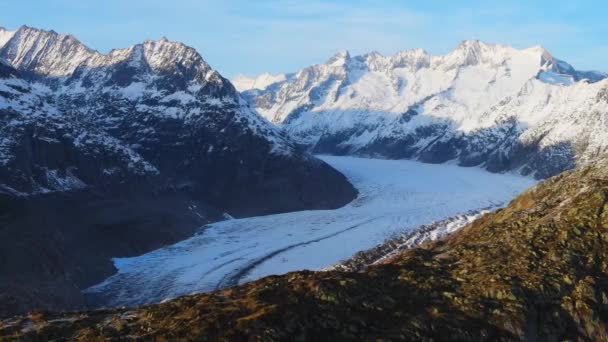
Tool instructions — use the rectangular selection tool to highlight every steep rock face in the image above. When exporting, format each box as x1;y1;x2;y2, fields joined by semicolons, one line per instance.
240;41;608;179
0;26;356;316
5;156;608;340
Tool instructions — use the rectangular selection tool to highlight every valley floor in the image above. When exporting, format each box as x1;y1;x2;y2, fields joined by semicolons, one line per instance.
84;156;535;308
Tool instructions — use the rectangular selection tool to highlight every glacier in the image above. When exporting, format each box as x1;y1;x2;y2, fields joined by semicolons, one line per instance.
84;156;535;308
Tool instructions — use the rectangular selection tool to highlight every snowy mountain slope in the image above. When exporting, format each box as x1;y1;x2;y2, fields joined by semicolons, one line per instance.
0;60;160;196
233;73;287;92
0;25;355;213
84;156;535;308
239;41;608;178
0;26;356;317
0;27;14;48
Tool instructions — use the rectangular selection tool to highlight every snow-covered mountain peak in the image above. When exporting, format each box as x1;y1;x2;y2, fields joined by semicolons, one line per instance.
530;47;608;84
531;45;553;62
448;39;496;62
454;39;492;53
240;41;608;178
392;48;429;62
0;26;236;101
0;26;224;87
327;50;351;67
0;27;15;49
241;41;571;125
138;38;214;76
233;73;287;92
0;26;98;77
438;40;533;70
2;26;100;77
363;49;431;72
437;41;606;84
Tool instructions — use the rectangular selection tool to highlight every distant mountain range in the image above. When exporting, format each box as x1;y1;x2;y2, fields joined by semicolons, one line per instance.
237;41;608;179
0;25;356;316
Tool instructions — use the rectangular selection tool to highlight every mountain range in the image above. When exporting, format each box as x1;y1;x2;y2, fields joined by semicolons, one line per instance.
0;25;356;316
237;41;608;179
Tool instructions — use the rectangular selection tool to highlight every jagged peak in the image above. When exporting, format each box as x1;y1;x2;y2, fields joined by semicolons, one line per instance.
454;39;523;53
7;26;208;66
333;49;351;58
435;40;565;72
0;26;98;77
456;39;491;50
366;50;383;57
106;36;192;56
449;40;508;60
323;49;432;72
520;45;555;67
13;25;91;49
141;36;184;47
526;44;550;54
326;49;351;66
250;40;605;91
395;48;428;57
0;26;15;49
356;49;430;71
137;37;213;74
1;25;220;83
450;40;557;63
232;72;287;92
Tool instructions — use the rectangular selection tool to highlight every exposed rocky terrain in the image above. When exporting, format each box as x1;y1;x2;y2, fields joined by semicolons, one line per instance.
3;154;608;340
327;208;493;273
239;41;608;179
0;26;356;317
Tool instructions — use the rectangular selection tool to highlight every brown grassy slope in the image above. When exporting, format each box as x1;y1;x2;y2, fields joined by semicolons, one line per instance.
2;162;608;341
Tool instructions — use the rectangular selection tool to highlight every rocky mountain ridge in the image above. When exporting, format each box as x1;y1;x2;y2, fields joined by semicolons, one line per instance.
0;24;356;211
239;41;608;178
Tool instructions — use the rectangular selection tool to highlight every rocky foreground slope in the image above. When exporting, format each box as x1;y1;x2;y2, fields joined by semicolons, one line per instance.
0;26;356;317
3;156;608;340
238;41;608;179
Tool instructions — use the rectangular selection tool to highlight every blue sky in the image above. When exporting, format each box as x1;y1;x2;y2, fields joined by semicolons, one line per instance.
1;0;607;78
